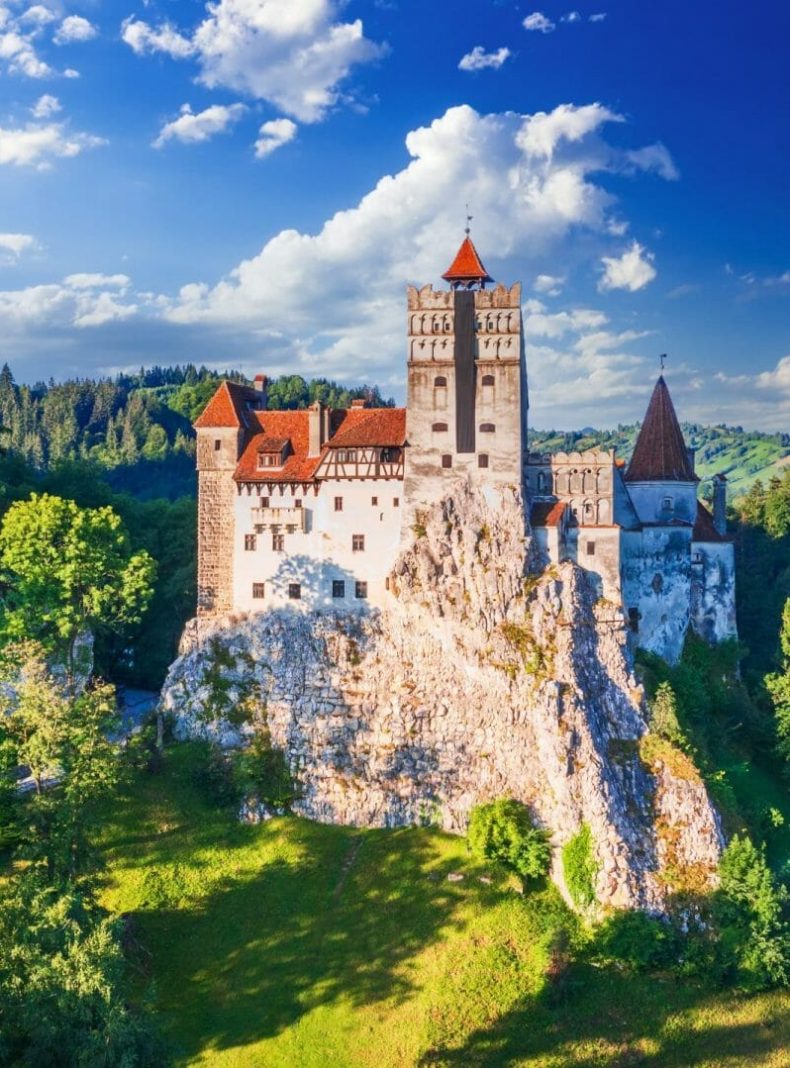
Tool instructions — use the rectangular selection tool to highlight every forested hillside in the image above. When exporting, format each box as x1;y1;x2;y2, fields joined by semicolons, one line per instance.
0;365;393;500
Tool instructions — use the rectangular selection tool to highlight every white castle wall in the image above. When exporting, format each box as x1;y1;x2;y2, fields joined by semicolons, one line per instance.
232;478;403;613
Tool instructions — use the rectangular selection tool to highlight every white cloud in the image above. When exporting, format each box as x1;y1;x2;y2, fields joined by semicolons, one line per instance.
589;13;607;22
31;93;60;118
153;102;246;148
121;18;194;59
254;117;297;158
561;12;582;23
626;143;679;181
523;12;555;33
20;6;56;26
53;15;97;45
458;46;510;72
0;277;137;328
599;241;656;292
63;273;131;289
0;22;53;77
517;102;623;158
0;119;105;169
122;0;383;123
63;66;79;78
161;102;672;393
0;232;38;263
534;273;565;296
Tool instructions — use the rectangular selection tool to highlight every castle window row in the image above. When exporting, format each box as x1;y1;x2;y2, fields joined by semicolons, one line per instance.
441;454;489;468
251;580;368;601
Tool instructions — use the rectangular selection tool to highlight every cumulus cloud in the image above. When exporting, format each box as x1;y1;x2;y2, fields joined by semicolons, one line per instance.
153;102;246;148
0;11;53;77
0;274;138;329
599;241;657;292
561;12;582;23
534;273;565;296
523;12;555;33
159;102;674;394
626;143;679;181
254;117;297;158
458;46;510;72
63;273;131;289
0;118;105;168
589;13;607;22
30;93;60;118
0;232;38;263
122;0;383;123
53;15;97;45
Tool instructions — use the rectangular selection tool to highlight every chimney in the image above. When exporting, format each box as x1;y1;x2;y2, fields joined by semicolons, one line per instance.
713;473;727;536
253;374;268;409
350;398;367;409
308;400;324;457
686;445;696;475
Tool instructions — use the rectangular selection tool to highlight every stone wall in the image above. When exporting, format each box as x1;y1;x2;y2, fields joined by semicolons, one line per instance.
163;480;723;913
196;429;241;616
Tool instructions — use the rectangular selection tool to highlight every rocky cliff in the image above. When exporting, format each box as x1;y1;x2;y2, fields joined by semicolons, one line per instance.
161;482;723;912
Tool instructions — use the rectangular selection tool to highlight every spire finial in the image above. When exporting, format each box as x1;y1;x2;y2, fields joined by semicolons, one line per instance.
659;353;667;372
465;204;472;236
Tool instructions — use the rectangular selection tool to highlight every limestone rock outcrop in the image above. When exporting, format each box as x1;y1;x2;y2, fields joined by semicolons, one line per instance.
162;482;723;912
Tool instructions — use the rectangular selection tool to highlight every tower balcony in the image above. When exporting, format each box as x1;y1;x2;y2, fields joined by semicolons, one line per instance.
250;505;307;533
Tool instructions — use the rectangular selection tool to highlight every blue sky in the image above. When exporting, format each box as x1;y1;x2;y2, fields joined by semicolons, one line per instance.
0;0;788;429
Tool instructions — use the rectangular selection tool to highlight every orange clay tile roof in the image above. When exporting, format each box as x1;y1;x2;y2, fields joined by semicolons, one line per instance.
625;376;698;483
442;236;494;285
193;381;258;429
233;407;406;483
693;501;727;543
530;500;567;527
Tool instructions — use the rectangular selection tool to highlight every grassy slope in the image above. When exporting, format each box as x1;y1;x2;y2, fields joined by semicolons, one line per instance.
99;747;790;1067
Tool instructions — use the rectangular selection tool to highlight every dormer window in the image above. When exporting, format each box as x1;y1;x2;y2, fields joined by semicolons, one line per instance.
662;496;674;511
256;437;290;470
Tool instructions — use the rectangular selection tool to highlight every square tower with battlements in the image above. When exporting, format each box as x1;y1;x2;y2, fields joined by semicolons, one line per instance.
404;234;528;521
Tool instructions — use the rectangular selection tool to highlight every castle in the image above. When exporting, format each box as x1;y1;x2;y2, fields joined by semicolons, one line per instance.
194;235;736;663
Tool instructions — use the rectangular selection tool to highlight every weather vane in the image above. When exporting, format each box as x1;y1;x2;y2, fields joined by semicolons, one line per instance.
659;353;667;372
465;204;473;236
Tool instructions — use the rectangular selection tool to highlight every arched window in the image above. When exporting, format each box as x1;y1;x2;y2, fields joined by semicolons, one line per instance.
481;374;495;386
434;375;447;387
431;422;448;432
479;423;495;433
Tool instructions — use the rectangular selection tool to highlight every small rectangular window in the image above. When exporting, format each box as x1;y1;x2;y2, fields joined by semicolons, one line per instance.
272;533;284;552
261;497;270;508
244;534;256;551
252;582;265;599
628;607;639;633
288;583;301;600
355;581;368;599
441;454;452;469
371;496;378;506
586;541;595;556
478;454;489;469
332;580;345;598
393;497;400;507
352;534;365;552
214;439;221;451
334;497;343;512
294;499;302;509
662;496;673;510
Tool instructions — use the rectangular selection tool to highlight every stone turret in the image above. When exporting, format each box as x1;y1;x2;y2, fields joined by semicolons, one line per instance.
713;473;728;536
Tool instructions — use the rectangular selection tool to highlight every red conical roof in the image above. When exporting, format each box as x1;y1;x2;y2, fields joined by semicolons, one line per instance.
442;236;494;287
625;376;698;483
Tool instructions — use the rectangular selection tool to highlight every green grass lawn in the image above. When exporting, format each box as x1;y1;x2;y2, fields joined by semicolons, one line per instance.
98;745;790;1067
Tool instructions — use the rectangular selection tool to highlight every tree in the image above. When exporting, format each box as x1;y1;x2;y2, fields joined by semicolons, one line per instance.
0;646;121;882
468;798;551;882
766;598;790;764
0;494;155;684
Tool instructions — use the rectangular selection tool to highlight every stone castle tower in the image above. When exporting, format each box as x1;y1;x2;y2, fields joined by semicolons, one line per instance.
404;235;528;520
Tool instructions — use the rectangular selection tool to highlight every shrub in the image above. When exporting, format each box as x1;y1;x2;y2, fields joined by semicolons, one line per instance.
714;834;790;989
233;727;295;810
468;799;551;883
187;740;239;808
562;824;599;910
593;910;678;972
649;682;685;747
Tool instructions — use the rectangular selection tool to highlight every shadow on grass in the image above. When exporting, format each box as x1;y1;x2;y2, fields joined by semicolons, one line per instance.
131;821;463;1061
419;962;790;1067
